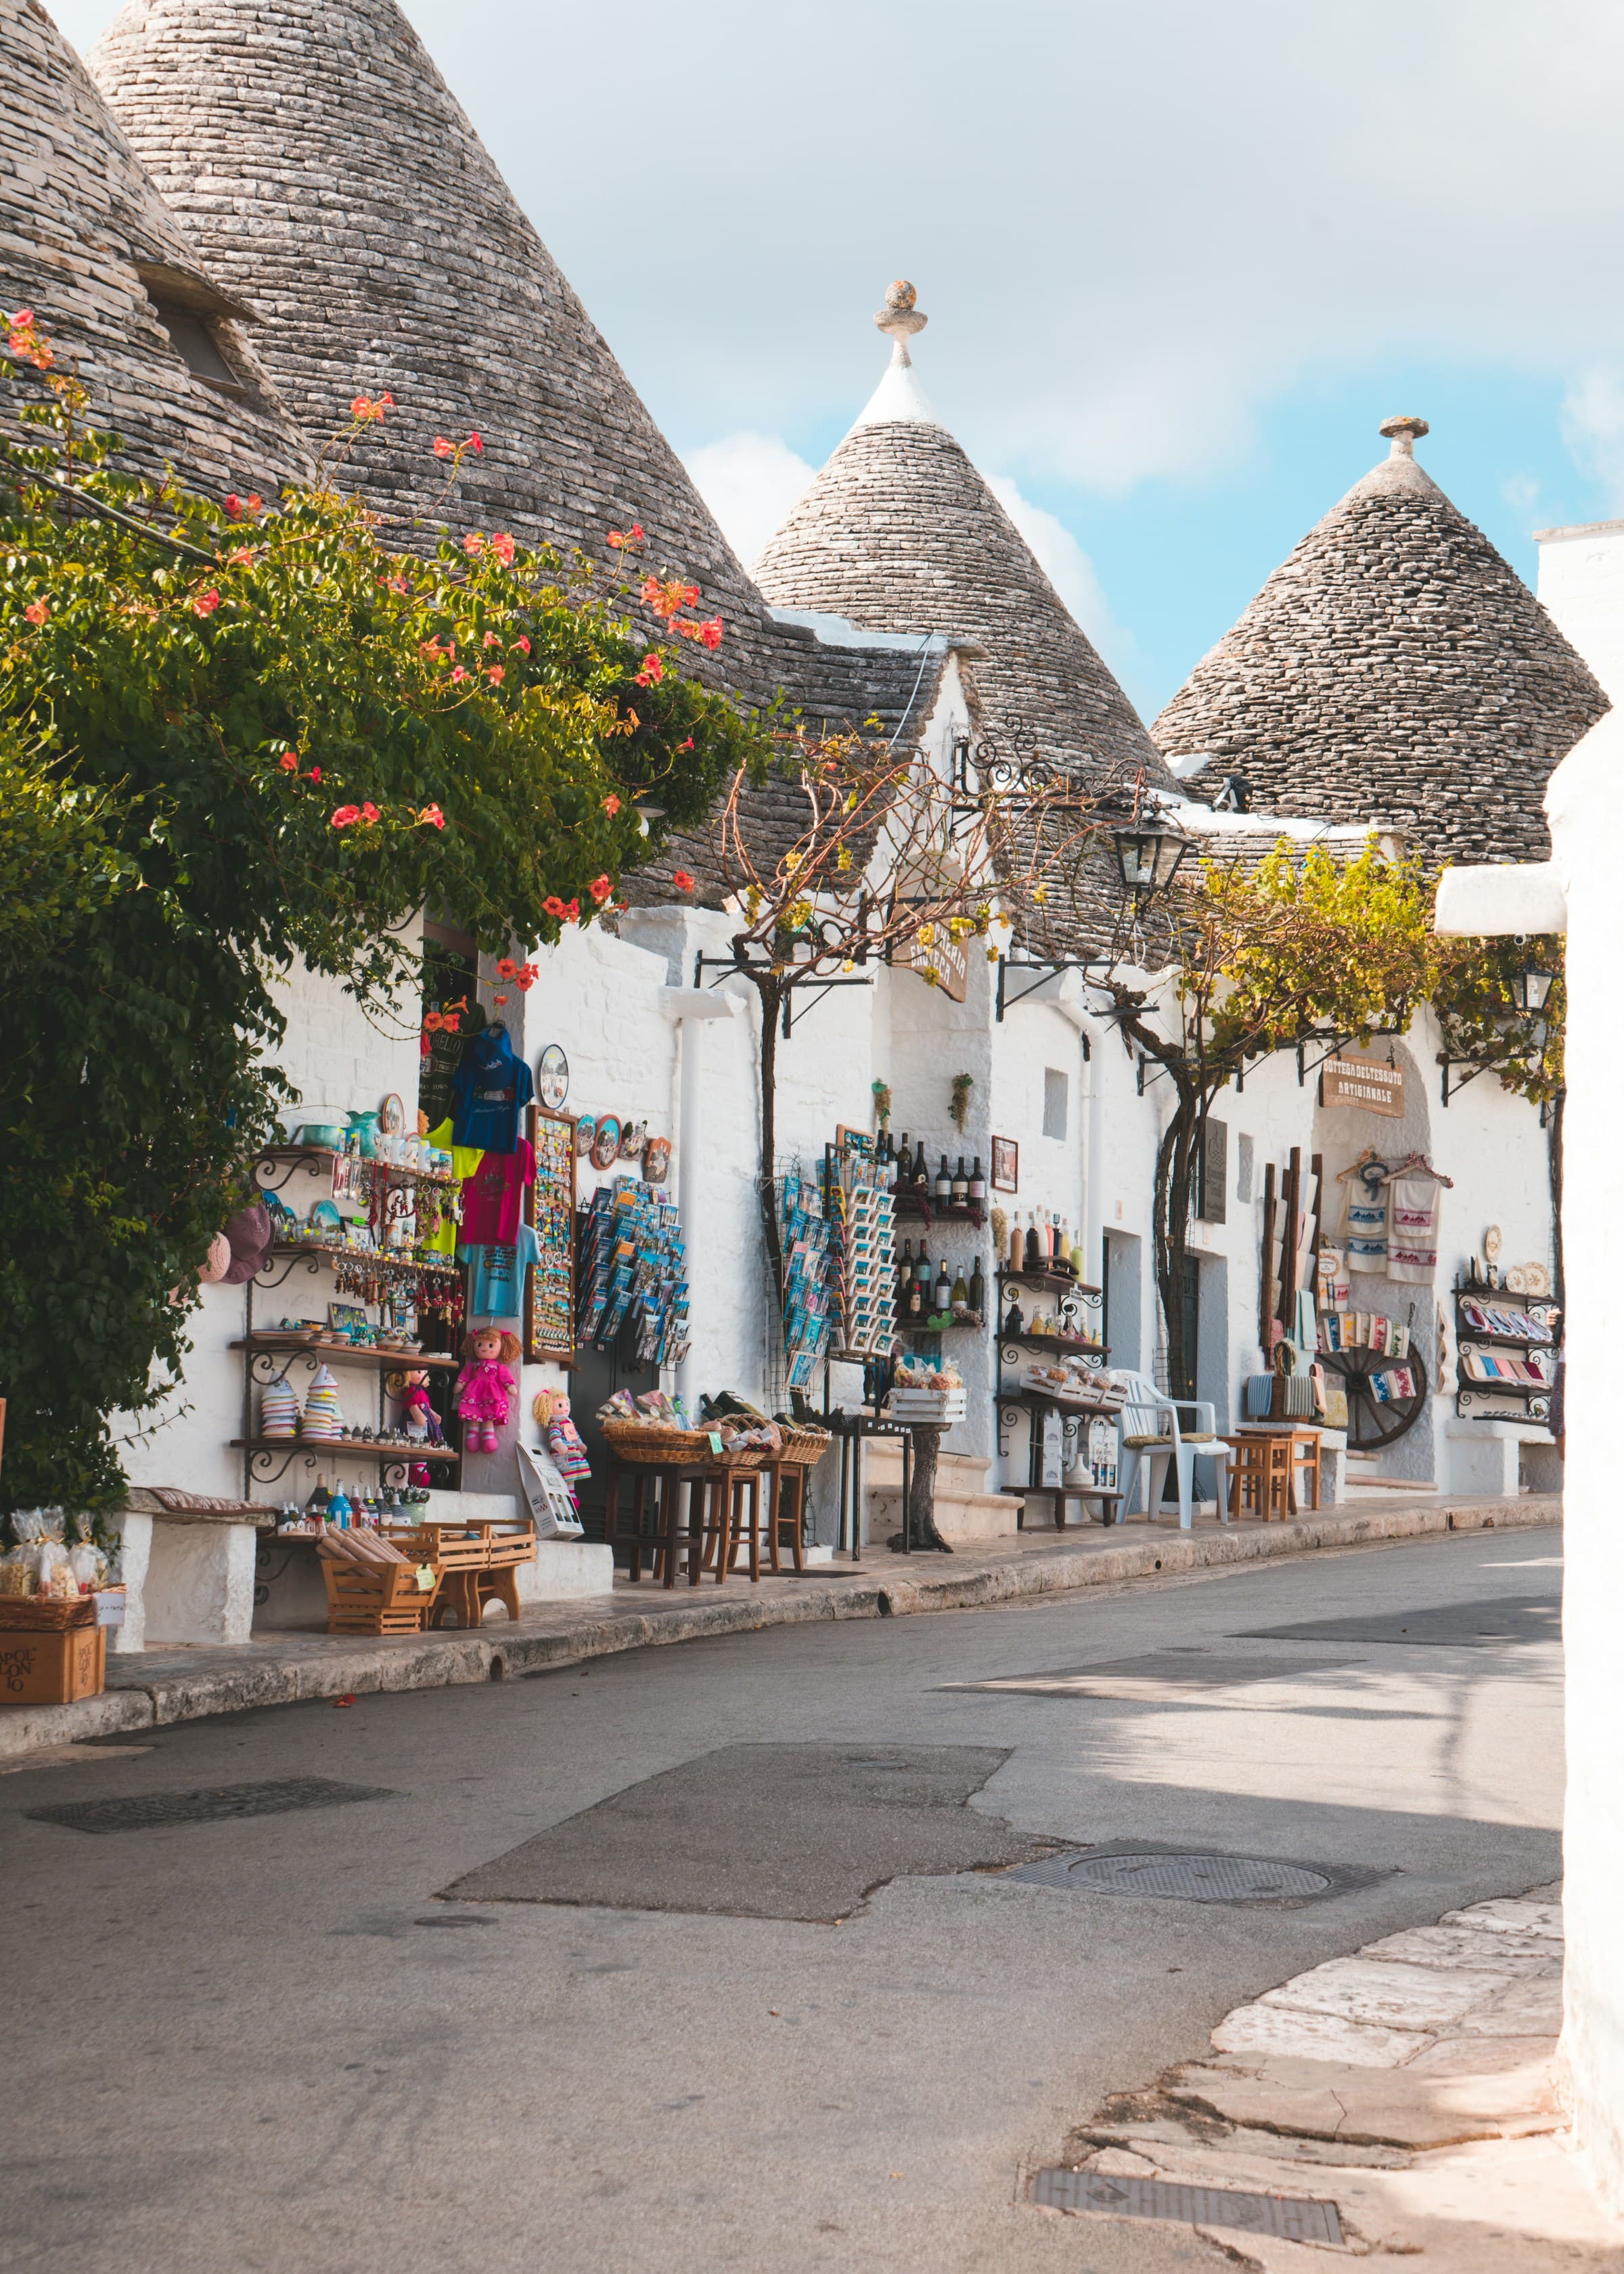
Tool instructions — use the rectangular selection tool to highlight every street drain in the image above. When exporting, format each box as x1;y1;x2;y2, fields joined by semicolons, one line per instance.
1009;1849;1338;1904
1031;2166;1343;2245
24;1777;397;1834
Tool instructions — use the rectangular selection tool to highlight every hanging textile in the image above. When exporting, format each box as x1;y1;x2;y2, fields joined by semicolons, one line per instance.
1385;1163;1448;1285
1341;1153;1391;1274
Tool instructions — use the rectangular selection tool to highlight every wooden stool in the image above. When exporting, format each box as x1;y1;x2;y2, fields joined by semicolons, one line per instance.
764;1461;807;1574
718;1469;765;1583
1225;1433;1293;1521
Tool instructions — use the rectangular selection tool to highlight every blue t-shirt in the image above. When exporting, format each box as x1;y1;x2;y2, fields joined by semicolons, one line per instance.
451;1030;534;1152
459;1226;541;1322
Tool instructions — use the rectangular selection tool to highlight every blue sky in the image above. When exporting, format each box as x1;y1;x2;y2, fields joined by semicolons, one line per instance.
55;0;1624;716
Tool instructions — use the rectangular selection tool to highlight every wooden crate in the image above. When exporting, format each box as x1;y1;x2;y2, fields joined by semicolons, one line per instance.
320;1555;438;1636
0;1622;106;1705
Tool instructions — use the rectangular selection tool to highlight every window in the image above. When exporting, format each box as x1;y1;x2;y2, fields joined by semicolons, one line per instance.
1196;1117;1227;1223
150;296;246;399
1042;1067;1068;1140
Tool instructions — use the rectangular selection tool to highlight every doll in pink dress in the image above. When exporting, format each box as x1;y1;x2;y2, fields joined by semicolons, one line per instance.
455;1327;520;1454
391;1366;445;1486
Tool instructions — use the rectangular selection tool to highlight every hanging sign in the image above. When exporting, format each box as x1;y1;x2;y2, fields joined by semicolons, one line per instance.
896;927;969;1004
1323;1054;1405;1118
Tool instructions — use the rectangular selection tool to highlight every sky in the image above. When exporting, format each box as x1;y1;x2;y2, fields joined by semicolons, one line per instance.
53;0;1624;717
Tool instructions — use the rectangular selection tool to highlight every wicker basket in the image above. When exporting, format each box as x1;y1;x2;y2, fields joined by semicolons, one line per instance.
775;1424;834;1467
0;1592;95;1631
600;1419;715;1465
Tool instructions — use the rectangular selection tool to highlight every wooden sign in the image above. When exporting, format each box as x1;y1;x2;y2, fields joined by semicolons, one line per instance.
1323;1054;1405;1118
896;927;970;1003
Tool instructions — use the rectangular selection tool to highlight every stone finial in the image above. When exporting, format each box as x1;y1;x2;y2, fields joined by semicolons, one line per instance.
876;279;926;356
1379;414;1430;459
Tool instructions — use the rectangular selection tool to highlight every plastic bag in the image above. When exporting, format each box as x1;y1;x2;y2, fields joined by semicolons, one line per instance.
0;1543;31;1597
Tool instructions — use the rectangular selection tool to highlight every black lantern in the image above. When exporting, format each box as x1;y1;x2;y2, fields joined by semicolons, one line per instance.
1512;958;1556;1018
1111;807;1190;901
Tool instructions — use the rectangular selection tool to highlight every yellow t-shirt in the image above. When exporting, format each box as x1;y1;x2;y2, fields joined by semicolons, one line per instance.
422;1119;482;1255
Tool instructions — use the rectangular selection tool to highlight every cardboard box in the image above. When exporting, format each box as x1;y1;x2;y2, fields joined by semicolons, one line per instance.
0;1622;106;1705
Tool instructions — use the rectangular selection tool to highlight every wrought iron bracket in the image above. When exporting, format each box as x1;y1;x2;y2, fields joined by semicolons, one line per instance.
692;951;872;1035
994;958;1094;1046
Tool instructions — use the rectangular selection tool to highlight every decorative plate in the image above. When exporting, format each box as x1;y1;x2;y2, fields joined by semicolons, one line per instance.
378;1090;406;1136
618;1117;647;1161
537;1044;570;1111
1521;1262;1552;1297
1483;1224;1503;1261
1504;1265;1528;1294
573;1113;597;1158
591;1115;622;1169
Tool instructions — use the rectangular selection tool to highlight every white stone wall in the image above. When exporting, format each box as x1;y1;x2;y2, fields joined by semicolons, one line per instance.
1537;520;1624;705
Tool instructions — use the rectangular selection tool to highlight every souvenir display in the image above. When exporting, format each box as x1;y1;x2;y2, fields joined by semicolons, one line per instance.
617;1117;648;1162
573;1114;597;1158
258;1380;299;1440
455;1325;520;1453
591;1115;622;1170
577;1179;690;1366
525;1108;577;1362
824;1135;895;1358
300;1365;345;1442
537;1044;570;1111
450;1021;533;1152
777;1175;836;1390
641;1136;671;1186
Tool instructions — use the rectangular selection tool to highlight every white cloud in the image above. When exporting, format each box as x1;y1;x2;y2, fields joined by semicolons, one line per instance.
683;431;815;568
1560;371;1624;510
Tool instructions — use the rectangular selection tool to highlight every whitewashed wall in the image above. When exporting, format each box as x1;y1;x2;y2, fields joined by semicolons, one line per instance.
1537;519;1624;704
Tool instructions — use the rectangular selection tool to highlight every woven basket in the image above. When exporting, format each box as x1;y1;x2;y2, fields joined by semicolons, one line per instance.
775;1424;834;1467
0;1592;95;1631
709;1445;767;1471
600;1420;714;1465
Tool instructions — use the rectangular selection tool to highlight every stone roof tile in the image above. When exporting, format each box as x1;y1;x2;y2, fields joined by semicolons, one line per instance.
1154;420;1610;865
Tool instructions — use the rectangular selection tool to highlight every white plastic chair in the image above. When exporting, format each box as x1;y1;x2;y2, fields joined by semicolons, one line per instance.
1112;1370;1231;1530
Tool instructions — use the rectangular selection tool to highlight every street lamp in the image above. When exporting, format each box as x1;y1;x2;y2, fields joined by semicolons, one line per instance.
1511;957;1556;1017
1111;805;1190;901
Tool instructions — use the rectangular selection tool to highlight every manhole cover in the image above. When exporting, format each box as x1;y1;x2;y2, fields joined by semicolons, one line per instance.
24;1777;397;1834
1031;2166;1343;2244
1010;1850;1334;1904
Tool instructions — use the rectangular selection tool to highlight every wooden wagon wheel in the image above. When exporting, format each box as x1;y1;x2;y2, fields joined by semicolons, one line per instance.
1318;1345;1428;1450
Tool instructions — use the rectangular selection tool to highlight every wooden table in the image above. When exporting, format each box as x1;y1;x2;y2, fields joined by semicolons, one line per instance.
388;1516;536;1626
1223;1426;1323;1517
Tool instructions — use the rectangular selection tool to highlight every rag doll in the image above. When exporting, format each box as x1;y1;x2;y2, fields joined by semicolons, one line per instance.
390;1366;445;1486
533;1387;591;1491
455;1326;520;1454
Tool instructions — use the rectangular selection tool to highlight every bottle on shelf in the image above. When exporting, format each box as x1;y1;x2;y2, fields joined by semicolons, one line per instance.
951;1262;970;1318
895;1133;910;1190
934;1257;952;1316
912;1138;928;1188
897;1236;914;1306
951;1155;968;1206
1008;1211;1023;1271
934;1153;953;1203
969;1255;987;1321
328;1481;352;1529
969;1155;986;1203
1024;1215;1042;1271
916;1239;930;1295
907;1264;924;1319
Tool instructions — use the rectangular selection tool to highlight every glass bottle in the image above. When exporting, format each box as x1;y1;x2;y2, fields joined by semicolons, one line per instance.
951;1262;970;1318
912;1138;928;1188
952;1155;968;1206
1024;1216;1042;1272
968;1155;986;1203
969;1255;987;1321
895;1134;910;1190
935;1257;952;1316
934;1152;952;1201
1008;1211;1023;1272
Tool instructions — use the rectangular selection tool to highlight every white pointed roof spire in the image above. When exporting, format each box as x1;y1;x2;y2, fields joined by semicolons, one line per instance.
853;279;941;430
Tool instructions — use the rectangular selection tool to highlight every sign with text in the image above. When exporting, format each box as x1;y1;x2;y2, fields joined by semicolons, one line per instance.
895;927;970;1004
1323;1053;1405;1118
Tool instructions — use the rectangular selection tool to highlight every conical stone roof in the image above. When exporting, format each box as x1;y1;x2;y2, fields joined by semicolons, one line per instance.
753;284;1175;795
0;0;304;494
87;0;924;736
1153;418;1610;866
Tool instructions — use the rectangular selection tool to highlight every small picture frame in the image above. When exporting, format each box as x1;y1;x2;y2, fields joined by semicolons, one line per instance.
327;1302;368;1341
378;1091;406;1138
991;1135;1019;1194
643;1136;671;1186
573;1113;597;1159
591;1115;622;1170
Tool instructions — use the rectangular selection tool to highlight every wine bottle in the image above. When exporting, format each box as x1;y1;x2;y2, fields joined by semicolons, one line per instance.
952;1155;968;1206
908;1270;923;1319
895;1133;910;1189
951;1262;970;1318
898;1236;914;1302
968;1155;986;1203
969;1255;986;1320
1025;1216;1041;1270
934;1258;952;1316
913;1137;928;1187
916;1239;930;1291
934;1152;952;1201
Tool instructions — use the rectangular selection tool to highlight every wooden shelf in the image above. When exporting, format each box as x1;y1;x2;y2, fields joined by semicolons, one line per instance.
233;1337;460;1370
996;1266;1100;1298
257;1144;458;1190
265;1241;461;1281
995;1385;1116;1414
230;1437;459;1461
902;1314;987;1334
1453;1329;1556;1354
999;1329;1108;1358
893;1192;987;1226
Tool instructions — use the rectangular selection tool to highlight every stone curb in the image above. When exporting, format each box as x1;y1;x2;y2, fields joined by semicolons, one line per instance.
0;1494;1558;1759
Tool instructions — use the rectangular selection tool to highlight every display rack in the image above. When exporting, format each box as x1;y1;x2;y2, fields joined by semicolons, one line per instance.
992;1266;1110;1521
524;1105;577;1364
1452;1283;1558;1425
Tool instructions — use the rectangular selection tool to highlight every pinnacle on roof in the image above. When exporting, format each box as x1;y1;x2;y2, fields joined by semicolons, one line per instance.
87;0;928;767
1154;416;1610;866
0;0;305;495
753;283;1174;793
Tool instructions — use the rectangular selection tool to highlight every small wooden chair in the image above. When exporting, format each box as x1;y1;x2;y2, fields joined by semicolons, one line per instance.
1225;1433;1294;1521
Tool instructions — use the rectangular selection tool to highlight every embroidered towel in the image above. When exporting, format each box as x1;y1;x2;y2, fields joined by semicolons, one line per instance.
1386;1174;1442;1284
1345;1159;1390;1273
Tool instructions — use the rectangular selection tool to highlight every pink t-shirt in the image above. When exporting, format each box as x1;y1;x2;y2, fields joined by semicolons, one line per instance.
459;1139;535;1246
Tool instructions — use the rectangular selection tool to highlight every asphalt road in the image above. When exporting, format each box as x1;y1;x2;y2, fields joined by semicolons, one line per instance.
1;1525;1563;2274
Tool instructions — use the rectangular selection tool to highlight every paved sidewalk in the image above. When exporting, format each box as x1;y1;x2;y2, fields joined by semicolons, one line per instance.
0;1490;1558;1759
1043;1881;1621;2269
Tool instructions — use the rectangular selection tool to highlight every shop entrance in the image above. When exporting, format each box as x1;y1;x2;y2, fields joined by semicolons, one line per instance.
568;1340;657;1542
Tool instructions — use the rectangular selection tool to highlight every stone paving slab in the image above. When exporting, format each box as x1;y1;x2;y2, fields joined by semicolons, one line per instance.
0;1491;1559;1759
